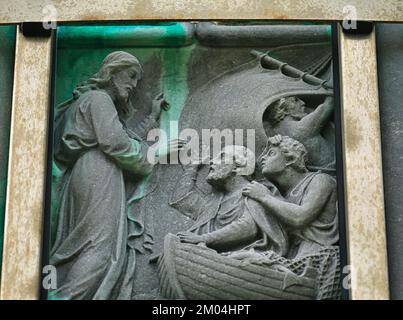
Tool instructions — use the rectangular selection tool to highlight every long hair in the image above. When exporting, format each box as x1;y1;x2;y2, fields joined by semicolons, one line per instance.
72;51;143;100
57;51;142;113
54;51;143;166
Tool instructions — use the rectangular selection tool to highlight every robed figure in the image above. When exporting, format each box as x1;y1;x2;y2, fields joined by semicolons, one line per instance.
50;51;168;300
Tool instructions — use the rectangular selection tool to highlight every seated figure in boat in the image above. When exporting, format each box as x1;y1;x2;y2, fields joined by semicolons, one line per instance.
243;135;338;256
169;144;288;255
263;96;335;170
177;135;340;299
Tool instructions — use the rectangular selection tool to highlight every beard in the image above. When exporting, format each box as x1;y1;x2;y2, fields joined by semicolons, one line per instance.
115;89;135;120
206;170;228;188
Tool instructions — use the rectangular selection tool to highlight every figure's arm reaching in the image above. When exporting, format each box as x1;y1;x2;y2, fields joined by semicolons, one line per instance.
132;93;168;139
243;175;334;229
298;96;334;136
177;210;258;249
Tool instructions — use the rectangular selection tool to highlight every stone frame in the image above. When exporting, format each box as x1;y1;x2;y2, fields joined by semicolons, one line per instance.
0;0;397;300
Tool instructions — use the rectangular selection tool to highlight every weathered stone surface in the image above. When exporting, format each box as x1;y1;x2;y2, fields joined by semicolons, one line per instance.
338;28;389;300
49;23;339;300
0;30;52;300
376;23;403;300
1;0;403;24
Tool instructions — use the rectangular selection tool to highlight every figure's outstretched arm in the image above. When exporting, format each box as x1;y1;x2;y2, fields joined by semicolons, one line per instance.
299;96;334;136
178;210;258;249
129;92;168;140
243;175;334;228
132;115;160;140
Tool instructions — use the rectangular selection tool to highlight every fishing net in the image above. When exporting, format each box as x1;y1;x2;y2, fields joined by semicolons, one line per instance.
259;246;341;299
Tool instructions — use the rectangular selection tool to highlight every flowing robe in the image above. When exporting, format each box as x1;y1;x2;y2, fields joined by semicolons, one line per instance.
190;171;340;299
50;90;154;300
169;166;288;254
285;172;339;258
190;172;338;257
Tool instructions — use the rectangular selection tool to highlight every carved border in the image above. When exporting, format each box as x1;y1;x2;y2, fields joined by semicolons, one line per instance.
338;25;389;299
0;0;402;23
0;20;390;300
0;29;53;299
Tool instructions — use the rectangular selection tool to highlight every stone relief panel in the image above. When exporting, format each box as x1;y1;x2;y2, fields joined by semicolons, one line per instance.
48;22;340;300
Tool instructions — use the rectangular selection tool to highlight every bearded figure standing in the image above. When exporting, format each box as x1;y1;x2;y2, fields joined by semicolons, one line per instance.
50;51;170;300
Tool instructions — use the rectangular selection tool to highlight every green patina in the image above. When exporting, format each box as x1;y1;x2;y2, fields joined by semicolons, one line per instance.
54;23;193;109
0;25;16;279
126;24;193;233
57;23;193;48
159;31;194;149
50;24;193;280
326;25;332;38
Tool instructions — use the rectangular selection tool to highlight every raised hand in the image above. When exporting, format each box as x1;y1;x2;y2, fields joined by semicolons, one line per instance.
151;92;169;119
167;140;211;167
155;138;187;163
267;134;282;146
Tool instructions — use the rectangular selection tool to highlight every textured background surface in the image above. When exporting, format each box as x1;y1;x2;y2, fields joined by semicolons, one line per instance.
51;22;333;299
0;0;403;23
376;23;403;300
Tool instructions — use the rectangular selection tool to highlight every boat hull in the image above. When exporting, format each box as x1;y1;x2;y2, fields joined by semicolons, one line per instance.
157;234;318;300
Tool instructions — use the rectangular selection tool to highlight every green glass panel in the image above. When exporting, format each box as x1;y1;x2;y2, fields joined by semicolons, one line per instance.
0;25;16;279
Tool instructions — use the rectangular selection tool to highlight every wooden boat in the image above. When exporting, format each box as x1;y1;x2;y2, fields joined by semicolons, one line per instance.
157;234;318;300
